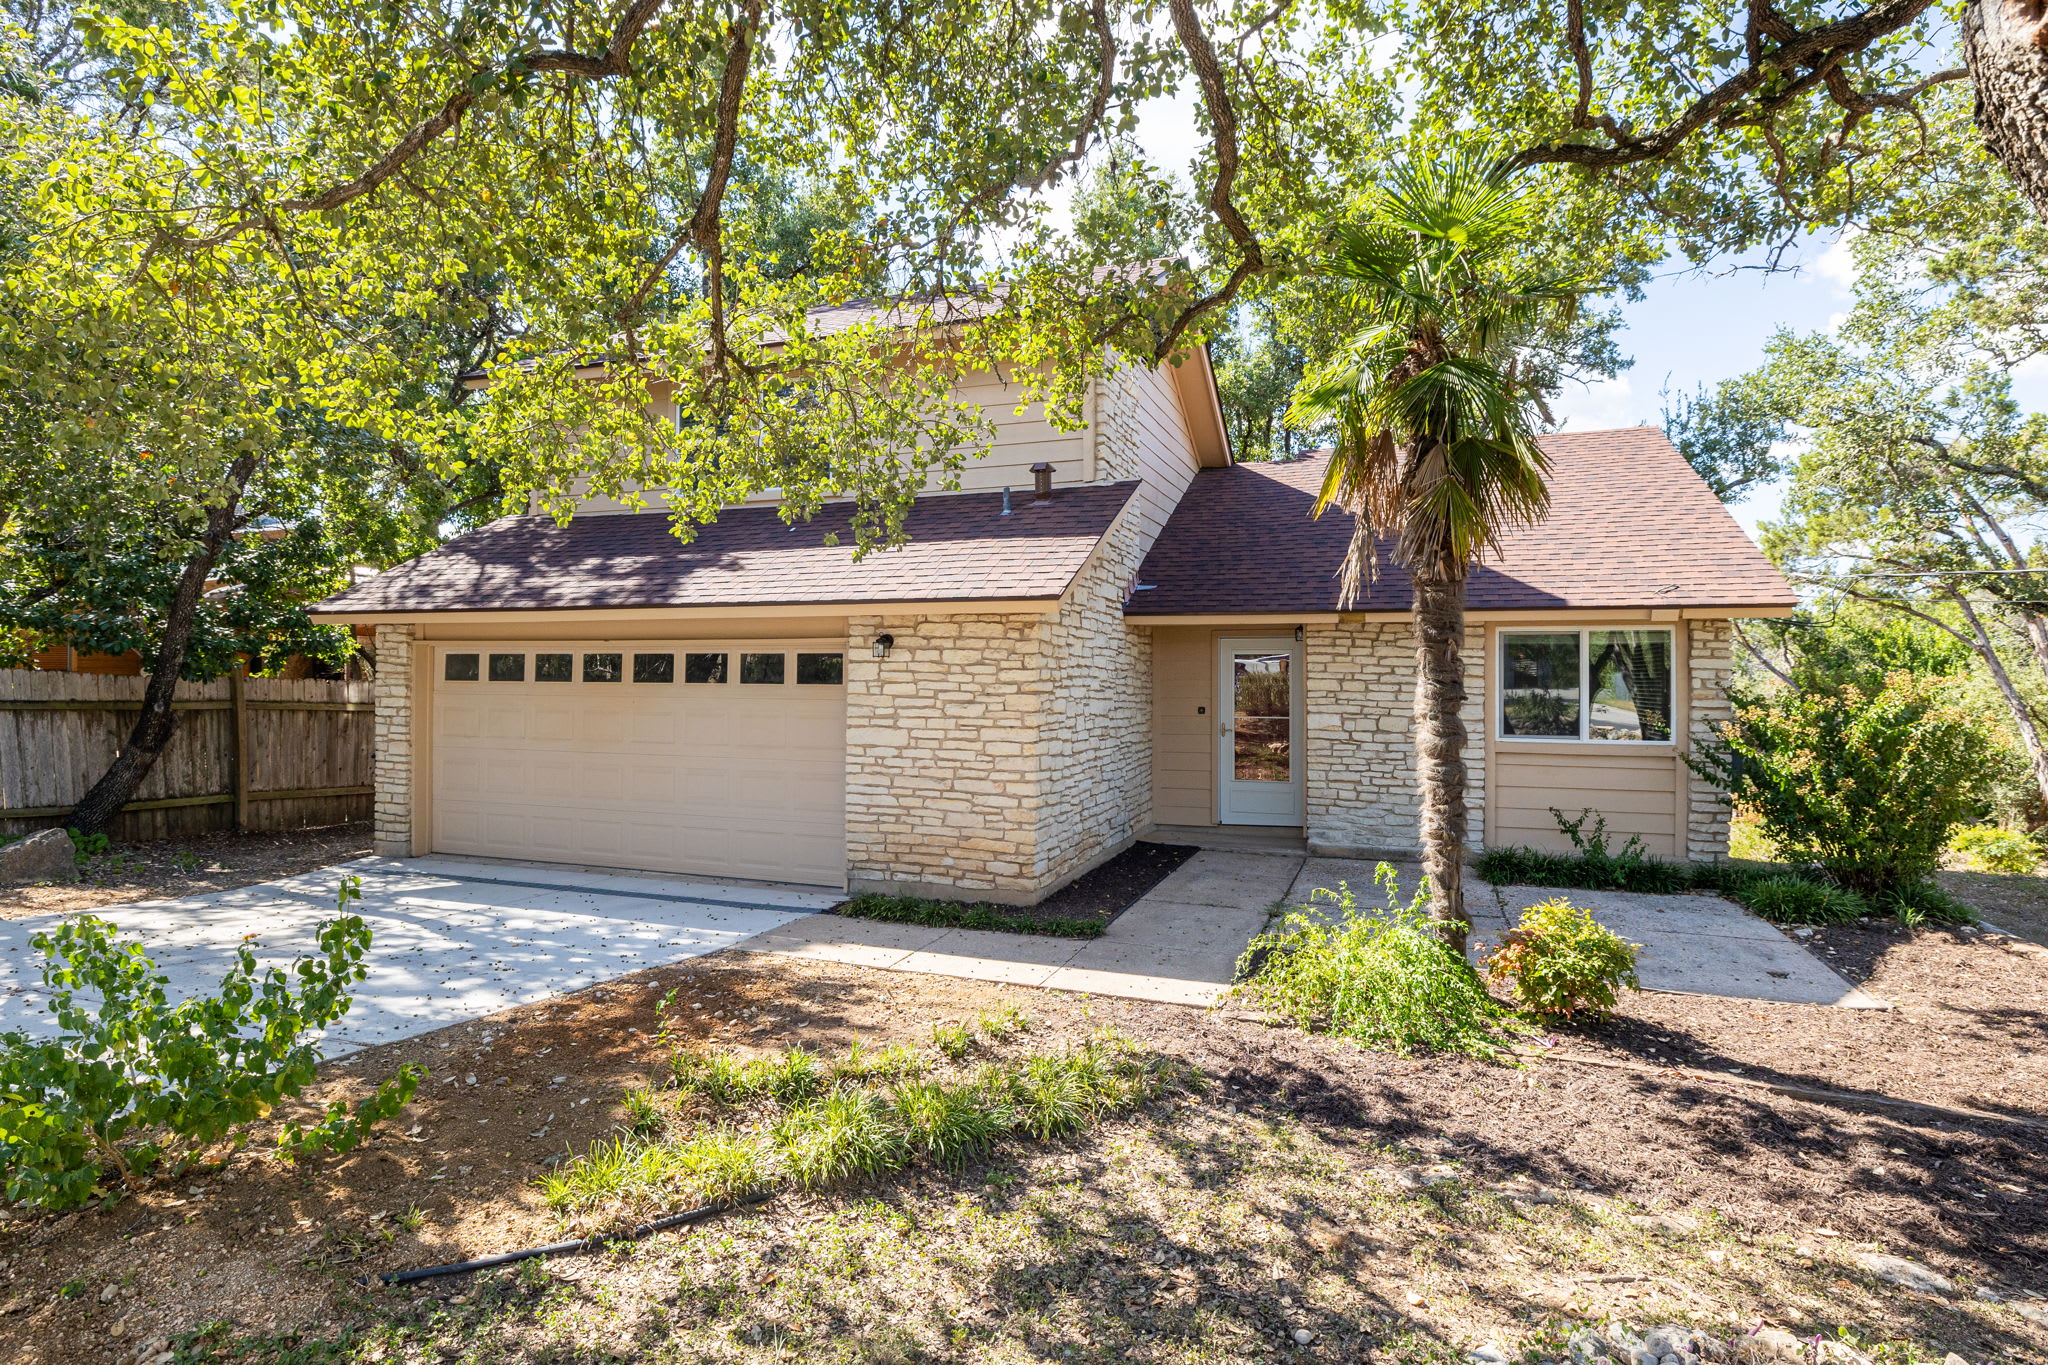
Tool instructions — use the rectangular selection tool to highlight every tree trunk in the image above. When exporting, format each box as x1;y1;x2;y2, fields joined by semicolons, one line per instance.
1966;0;2048;222
68;453;259;837
1412;570;1471;951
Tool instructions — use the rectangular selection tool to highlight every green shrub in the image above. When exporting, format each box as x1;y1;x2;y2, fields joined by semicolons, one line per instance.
1735;875;1868;925
1876;882;1977;926
1233;865;1512;1058
0;876;420;1211
1947;824;2041;875
1483;899;1641;1018
1690;674;2000;896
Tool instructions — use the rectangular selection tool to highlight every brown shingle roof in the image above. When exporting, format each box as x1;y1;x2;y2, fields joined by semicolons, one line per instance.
312;483;1139;617
1127;428;1794;615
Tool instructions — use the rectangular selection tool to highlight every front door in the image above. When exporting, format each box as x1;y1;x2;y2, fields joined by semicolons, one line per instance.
1217;636;1303;826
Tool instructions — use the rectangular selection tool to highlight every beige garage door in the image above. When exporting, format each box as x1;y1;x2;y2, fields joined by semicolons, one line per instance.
429;641;847;887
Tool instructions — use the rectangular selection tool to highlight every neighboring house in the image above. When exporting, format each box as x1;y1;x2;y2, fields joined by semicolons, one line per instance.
310;343;1794;903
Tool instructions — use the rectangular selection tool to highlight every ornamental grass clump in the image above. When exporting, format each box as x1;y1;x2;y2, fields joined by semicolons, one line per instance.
1484;898;1640;1019
1234;864;1512;1058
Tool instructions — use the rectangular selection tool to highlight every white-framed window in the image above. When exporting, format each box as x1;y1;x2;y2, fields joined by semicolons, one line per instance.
1499;628;1675;743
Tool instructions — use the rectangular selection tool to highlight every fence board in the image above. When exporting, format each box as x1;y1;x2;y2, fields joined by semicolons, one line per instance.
0;671;372;842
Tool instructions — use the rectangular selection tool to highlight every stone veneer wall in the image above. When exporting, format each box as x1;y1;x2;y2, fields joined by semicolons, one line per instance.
371;623;415;858
1684;618;1736;861
841;366;1158;903
843;611;1053;901
1302;619;1487;858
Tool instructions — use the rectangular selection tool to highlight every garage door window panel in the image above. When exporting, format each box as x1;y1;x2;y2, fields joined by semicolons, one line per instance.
797;653;844;685
633;652;675;683
685;652;728;684
582;653;623;682
488;653;526;682
535;652;573;681
444;653;480;682
741;653;786;684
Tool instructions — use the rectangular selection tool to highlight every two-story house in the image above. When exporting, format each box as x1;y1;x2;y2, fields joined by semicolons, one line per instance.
310;322;1794;902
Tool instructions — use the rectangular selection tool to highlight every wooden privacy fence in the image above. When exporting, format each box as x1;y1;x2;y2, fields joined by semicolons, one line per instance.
0;670;373;842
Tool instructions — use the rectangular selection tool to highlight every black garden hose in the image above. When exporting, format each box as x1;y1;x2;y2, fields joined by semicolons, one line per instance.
369;1190;773;1286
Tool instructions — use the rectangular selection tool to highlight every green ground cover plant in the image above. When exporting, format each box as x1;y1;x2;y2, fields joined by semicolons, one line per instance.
838;892;1107;938
1233;864;1514;1058
1483;898;1641;1018
0;876;421;1210
540;1030;1169;1218
1477;808;1978;926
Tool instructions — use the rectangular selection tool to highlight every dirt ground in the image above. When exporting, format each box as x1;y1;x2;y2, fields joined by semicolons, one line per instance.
0;920;2040;1365
1940;869;2048;949
0;822;371;920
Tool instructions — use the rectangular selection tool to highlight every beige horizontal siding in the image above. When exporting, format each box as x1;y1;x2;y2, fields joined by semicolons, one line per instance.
1489;748;1682;856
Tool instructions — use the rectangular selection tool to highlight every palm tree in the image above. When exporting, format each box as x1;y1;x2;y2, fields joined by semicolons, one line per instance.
1288;154;1585;951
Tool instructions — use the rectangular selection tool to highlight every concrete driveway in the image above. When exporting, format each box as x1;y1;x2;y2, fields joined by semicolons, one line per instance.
0;857;838;1055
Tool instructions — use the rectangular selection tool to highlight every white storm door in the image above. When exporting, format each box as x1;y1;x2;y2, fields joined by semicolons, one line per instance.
1216;636;1303;826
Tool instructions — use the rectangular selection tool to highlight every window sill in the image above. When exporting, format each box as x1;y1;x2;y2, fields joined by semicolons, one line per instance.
1493;738;1680;756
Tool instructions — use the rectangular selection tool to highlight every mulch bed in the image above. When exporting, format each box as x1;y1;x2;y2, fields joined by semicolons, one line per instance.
843;839;1198;934
0;822;373;921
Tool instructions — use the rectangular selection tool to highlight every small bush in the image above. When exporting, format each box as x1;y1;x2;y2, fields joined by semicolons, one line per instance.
1736;876;1868;925
832;1040;926;1084
1947;824;2041;875
1690;674;2000;897
0;876;420;1210
1876;882;1977;927
1233;865;1512;1058
1484;899;1641;1019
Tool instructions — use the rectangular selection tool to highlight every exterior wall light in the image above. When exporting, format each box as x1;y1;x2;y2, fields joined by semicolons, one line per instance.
872;633;895;659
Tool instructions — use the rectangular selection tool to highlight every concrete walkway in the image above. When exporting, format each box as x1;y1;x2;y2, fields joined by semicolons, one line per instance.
1289;859;1886;1008
0;857;835;1055
739;849;1303;1006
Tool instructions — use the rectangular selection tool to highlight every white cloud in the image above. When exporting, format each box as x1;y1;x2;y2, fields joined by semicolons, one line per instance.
1815;228;1860;293
1550;374;1646;432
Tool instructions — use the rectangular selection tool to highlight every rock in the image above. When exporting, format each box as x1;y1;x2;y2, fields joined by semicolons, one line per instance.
0;829;75;886
1941;1355;1970;1365
1851;1251;1953;1295
1733;1328;1804;1364
1643;1326;1695;1358
1566;1328;1610;1363
2014;1302;2048;1328
1292;1327;1315;1345
1975;1286;2002;1302
1818;1344;1873;1365
1470;1345;1511;1364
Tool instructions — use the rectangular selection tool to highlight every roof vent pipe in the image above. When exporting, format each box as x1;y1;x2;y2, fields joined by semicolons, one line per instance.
1000;487;1012;516
1030;462;1054;500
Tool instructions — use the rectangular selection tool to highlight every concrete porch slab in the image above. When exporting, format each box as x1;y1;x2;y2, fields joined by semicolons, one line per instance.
740;850;1300;1007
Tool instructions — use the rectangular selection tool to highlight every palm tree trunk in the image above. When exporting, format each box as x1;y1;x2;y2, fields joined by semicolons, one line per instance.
1412;570;1470;951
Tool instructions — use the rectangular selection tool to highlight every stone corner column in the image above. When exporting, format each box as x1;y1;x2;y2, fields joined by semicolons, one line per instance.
371;623;416;859
1684;619;1736;863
